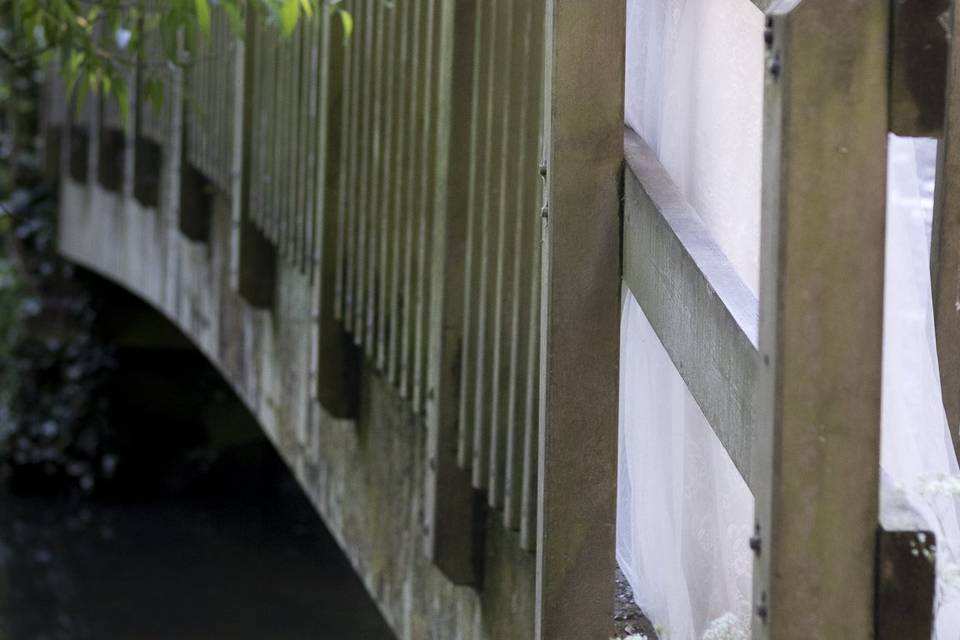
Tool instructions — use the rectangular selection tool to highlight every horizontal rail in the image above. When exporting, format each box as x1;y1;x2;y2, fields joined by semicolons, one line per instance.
622;127;758;488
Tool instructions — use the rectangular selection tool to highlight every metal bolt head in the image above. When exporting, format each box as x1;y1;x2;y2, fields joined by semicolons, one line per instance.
769;52;782;78
749;524;762;554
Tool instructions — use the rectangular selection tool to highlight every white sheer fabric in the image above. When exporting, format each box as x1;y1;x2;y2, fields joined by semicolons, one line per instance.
618;292;754;639
620;0;960;637
624;0;764;293
881;136;960;639
620;1;761;635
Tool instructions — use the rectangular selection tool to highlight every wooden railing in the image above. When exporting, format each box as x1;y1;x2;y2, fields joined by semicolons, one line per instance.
49;0;960;636
622;0;946;638
48;0;616;636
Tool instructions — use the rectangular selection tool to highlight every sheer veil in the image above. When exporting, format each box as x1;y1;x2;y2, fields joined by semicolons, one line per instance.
620;1;960;638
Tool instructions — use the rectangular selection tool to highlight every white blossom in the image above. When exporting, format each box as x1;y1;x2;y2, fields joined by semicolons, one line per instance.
702;613;748;640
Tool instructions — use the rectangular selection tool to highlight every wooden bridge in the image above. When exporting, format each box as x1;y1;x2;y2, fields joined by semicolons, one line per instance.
40;0;960;638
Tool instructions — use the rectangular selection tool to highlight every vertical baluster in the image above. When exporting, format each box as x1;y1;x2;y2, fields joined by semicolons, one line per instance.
505;0;543;530
279;27;293;251
190;26;200;176
249;18;262;229
190;27;203;177
226;13;235;193
202;23;212;180
344;0;363;332
295;22;308;267
266;27;280;242
456;0;488;469
353;1;374;345
487;0;521;509
412;0;439;414
334;0;353;322
519;225;541;550
289;24;305;267
278;29;293;262
376;2;399;370
423;0;481;585
366;0;386;357
303;16;320;277
216;12;227;191
292;21;306;270
303;17;320;275
388;0;412;384
400;0;424;398
310;5;357;417
471;0;502;489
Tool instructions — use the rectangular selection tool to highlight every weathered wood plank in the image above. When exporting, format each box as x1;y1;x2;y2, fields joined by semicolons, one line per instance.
753;2;889;638
932;2;960;459
622;129;759;488
536;0;623;637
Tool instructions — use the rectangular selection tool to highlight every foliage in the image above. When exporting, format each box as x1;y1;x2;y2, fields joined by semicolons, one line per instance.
0;179;120;496
0;0;353;126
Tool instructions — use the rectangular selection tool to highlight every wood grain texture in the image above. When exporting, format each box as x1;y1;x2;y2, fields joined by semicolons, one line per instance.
622;130;759;488
754;1;889;637
932;2;960;459
536;0;623;637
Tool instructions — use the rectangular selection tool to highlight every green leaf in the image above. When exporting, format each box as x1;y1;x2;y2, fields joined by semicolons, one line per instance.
336;8;353;39
222;3;243;35
194;0;211;34
144;77;164;112
115;78;130;131
280;0;300;37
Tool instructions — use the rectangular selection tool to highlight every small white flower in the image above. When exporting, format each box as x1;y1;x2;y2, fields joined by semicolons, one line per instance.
115;28;132;50
702;613;748;640
917;473;960;498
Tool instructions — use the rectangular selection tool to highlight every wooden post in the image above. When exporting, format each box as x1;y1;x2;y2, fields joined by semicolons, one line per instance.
754;1;889;638
536;1;623;638
932;2;960;457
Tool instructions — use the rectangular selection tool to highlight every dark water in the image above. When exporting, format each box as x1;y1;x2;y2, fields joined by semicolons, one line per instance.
0;444;395;640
